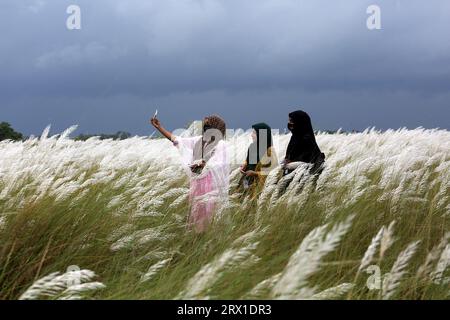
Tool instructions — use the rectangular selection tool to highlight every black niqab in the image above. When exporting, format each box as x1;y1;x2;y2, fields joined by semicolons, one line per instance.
285;110;324;164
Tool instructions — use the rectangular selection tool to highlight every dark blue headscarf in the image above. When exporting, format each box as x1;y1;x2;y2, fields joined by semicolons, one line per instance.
246;122;273;171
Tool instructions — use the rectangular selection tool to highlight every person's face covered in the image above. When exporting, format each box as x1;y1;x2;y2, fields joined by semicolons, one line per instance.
287;117;295;132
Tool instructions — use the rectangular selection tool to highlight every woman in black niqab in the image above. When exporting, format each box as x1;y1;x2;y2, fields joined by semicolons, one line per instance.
283;110;325;175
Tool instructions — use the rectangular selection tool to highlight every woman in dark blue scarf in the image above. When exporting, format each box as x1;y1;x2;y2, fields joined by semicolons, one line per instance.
238;122;278;199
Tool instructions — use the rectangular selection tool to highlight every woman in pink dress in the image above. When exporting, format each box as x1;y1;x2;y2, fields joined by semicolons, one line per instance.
150;114;229;233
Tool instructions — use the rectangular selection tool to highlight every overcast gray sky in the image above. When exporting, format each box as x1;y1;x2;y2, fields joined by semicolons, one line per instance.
1;0;449;136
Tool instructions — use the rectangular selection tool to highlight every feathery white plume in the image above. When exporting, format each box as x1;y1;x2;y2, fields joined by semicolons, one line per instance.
272;215;354;299
140;258;172;283
358;226;385;273
179;242;259;299
310;283;355;300
382;241;421;300
19;269;104;300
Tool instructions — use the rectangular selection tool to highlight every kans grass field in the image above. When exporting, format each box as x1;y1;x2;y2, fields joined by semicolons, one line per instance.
0;125;449;300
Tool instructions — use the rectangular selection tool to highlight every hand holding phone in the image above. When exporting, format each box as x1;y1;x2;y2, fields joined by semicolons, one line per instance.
150;109;160;128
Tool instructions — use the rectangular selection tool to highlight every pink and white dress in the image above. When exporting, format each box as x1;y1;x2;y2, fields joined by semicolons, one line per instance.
173;135;230;232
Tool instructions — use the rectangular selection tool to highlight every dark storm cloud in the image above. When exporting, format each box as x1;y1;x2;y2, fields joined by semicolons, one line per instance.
0;0;449;135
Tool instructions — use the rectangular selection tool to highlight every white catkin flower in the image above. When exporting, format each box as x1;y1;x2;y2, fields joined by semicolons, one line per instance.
107;223;134;242
358;226;385;273
19;272;62;300
19;269;104;300
257;170;280;211
107;195;126;209
380;221;396;259
59;282;106;300
245;273;282;299
416;232;450;280
132;210;164;218
179;242;259;299
162;188;189;200
168;193;189;210
431;244;450;284
272;216;354;299
0;216;6;232
310;283;355;300
136;250;171;263
110;227;163;251
58;125;78;141
382;241;421;300
140;258;172;283
40;125;51;140
232;227;268;246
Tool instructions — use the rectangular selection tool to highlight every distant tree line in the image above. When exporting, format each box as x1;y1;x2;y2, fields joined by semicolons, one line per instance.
1;121;361;143
0;122;134;142
0;122;24;141
73;131;132;141
319;129;361;134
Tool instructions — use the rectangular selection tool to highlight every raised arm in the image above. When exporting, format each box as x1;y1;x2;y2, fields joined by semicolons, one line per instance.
150;116;174;141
